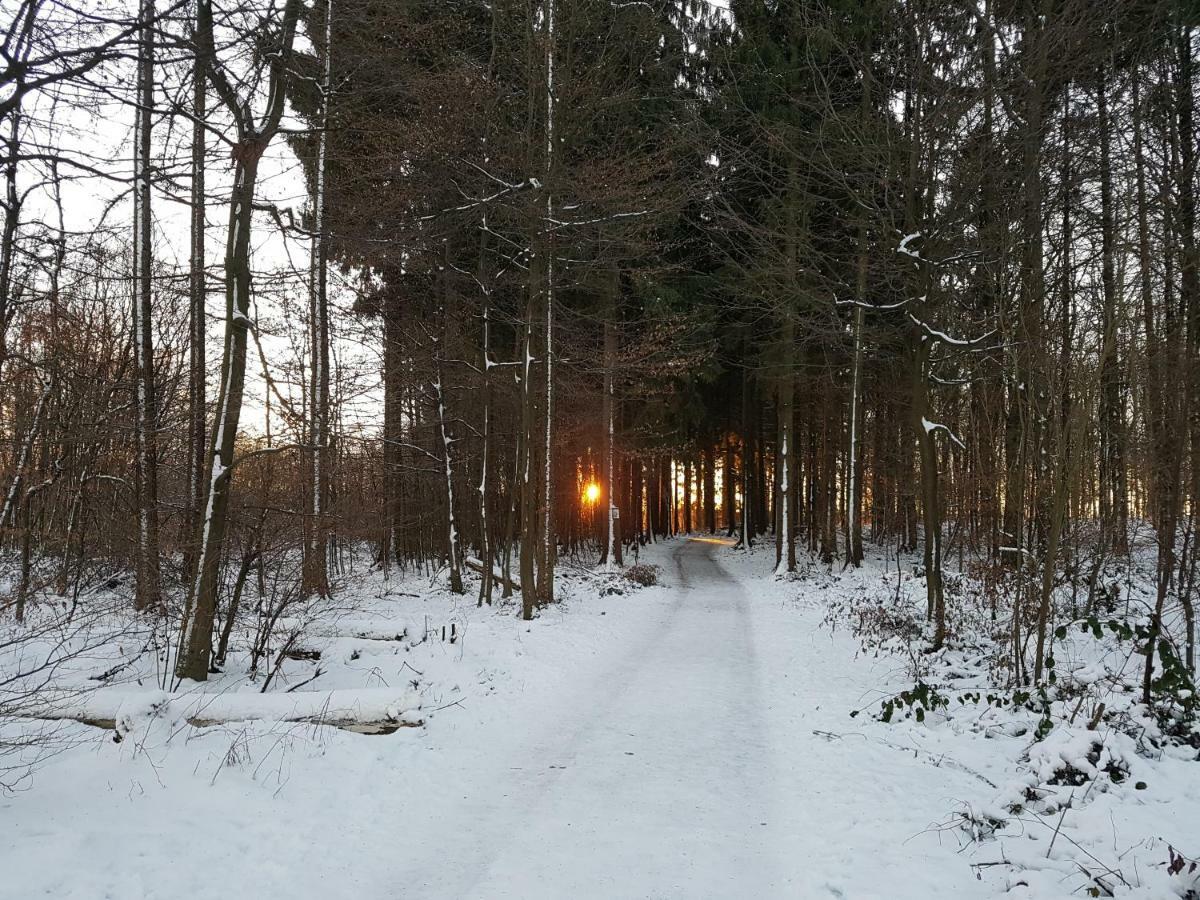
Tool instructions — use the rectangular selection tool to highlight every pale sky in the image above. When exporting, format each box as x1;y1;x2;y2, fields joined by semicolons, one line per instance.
12;9;381;441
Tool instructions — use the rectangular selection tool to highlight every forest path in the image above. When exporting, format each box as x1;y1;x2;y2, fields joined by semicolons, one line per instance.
372;538;993;899
2;539;1002;899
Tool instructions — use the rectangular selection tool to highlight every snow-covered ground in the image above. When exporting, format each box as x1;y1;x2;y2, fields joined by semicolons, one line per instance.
2;538;1196;898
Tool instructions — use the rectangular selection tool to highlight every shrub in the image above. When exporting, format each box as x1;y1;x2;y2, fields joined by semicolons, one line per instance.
623;564;659;588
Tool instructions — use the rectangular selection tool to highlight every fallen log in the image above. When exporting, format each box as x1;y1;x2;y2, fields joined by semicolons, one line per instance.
19;687;425;736
273;618;412;642
49;714;420;736
284;647;322;661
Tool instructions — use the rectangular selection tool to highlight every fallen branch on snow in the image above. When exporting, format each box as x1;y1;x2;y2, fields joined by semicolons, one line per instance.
16;687;425;736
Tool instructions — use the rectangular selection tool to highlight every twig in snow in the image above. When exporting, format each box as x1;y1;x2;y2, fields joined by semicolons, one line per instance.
286;667;326;692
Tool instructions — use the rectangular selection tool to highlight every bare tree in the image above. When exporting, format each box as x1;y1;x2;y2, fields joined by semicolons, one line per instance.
176;0;303;682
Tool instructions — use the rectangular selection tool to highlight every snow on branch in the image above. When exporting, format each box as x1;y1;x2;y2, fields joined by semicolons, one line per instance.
929;373;973;387
418;178;538;223
896;233;982;268
835;297;910;311
544;209;652;229
897;232;922;260
922;417;966;450
908;313;995;349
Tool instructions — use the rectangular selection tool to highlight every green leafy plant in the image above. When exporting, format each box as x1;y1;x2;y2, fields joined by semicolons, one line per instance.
1057;616;1198;745
872;681;949;724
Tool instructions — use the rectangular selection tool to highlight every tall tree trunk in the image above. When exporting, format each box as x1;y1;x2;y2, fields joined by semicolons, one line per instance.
1174;24;1198;675
847;245;867;567
740;359;753;551
383;292;404;567
1096;68;1127;556
702;442;715;532
601;268;622;566
519;283;537;613
723;440;736;536
303;0;334;598
539;0;557;604
477;241;494;604
176;0;302;682
910;333;944;647
433;362;463;594
185;0;207;584
177;147;261;681
682;457;692;535
775;328;795;574
0;109;21;402
131;0;162;612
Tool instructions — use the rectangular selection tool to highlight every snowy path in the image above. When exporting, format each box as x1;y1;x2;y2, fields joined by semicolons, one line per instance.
357;539;991;899
5;539;999;899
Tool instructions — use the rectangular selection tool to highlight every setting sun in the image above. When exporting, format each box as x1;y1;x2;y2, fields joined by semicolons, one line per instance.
584;482;601;504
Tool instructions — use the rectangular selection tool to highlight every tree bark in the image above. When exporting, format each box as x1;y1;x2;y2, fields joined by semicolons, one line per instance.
176;0;302;682
131;0;162;612
303;0;334;599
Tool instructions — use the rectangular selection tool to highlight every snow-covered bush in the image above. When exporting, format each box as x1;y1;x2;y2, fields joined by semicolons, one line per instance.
1;579;144;791
623;563;660;588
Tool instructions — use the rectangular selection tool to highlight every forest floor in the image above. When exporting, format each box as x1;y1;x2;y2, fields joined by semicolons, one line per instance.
2;537;1197;899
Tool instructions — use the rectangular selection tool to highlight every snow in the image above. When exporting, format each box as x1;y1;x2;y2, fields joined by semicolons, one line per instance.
898;231;922;259
922;416;967;449
25;685;423;730
2;539;1196;899
908;312;989;348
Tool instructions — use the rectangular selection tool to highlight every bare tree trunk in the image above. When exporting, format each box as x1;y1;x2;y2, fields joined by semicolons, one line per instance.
0;109;22;389
433;356;463;594
131;0;162;612
501;337;521;598
1034;404;1078;682
683;456;692;535
820;384;837;564
847;244;866;567
178;149;260;680
538;0;557;604
303;0;333;599
185;0;207;584
1096;68;1127;556
722;440;735;537
775;324;795;575
909;332;945;647
702;443;715;532
477;243;494;604
519;281;537;614
176;0;302;682
1174;24;1198;675
601;267;622;567
215;544;258;668
382;293;403;567
740;357;752;551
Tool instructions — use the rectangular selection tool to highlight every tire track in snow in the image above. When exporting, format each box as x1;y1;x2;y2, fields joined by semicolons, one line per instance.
380;539;780;899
